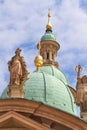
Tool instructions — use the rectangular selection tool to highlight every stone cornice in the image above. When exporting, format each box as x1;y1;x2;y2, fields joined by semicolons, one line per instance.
0;99;86;130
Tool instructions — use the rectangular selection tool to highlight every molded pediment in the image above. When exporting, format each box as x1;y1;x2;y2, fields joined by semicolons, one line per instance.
0;111;51;130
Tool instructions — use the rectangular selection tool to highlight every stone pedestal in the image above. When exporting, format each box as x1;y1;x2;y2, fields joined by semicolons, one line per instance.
8;85;24;98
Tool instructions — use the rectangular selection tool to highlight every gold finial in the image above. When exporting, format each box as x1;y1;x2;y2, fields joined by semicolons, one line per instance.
75;65;82;79
34;41;43;70
48;9;51;23
46;9;52;30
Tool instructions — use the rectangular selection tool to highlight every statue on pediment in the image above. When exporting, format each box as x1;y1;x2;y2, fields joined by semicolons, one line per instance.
8;48;28;87
75;65;87;112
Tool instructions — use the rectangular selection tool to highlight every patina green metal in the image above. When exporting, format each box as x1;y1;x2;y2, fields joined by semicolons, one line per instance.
41;30;56;42
1;66;77;116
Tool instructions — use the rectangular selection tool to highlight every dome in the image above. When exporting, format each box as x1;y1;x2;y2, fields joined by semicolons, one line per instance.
40;66;68;85
23;68;77;115
1;66;77;115
41;30;56;42
1;87;9;99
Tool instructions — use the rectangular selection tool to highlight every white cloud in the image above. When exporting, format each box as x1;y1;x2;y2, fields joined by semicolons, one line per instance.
53;0;87;50
0;0;87;95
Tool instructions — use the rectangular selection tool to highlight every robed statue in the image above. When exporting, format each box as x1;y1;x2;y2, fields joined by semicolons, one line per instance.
75;65;87;112
8;48;28;87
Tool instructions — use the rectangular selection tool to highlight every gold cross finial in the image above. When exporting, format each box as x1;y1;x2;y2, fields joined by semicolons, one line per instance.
48;9;51;24
46;9;52;30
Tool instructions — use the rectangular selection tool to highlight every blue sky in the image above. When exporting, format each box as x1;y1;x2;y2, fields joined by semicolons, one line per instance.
0;0;87;95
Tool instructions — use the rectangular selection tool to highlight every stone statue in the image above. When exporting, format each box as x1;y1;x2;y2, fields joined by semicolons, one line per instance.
76;76;87;105
8;48;28;87
75;65;87;111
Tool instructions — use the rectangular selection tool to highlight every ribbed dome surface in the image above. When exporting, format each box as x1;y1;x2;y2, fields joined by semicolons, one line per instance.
23;69;77;115
40;66;68;85
1;66;77;115
1;87;8;99
41;30;56;42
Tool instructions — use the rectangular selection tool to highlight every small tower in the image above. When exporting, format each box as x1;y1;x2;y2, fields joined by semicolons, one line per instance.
40;9;60;68
75;65;87;121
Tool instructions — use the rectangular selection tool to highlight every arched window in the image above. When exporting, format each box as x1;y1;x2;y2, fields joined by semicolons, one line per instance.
52;53;54;60
47;52;49;60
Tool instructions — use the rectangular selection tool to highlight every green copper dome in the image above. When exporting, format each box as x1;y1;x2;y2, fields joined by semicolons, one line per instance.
41;30;56;42
23;70;76;115
1;66;77;116
1;87;8;99
40;66;68;85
